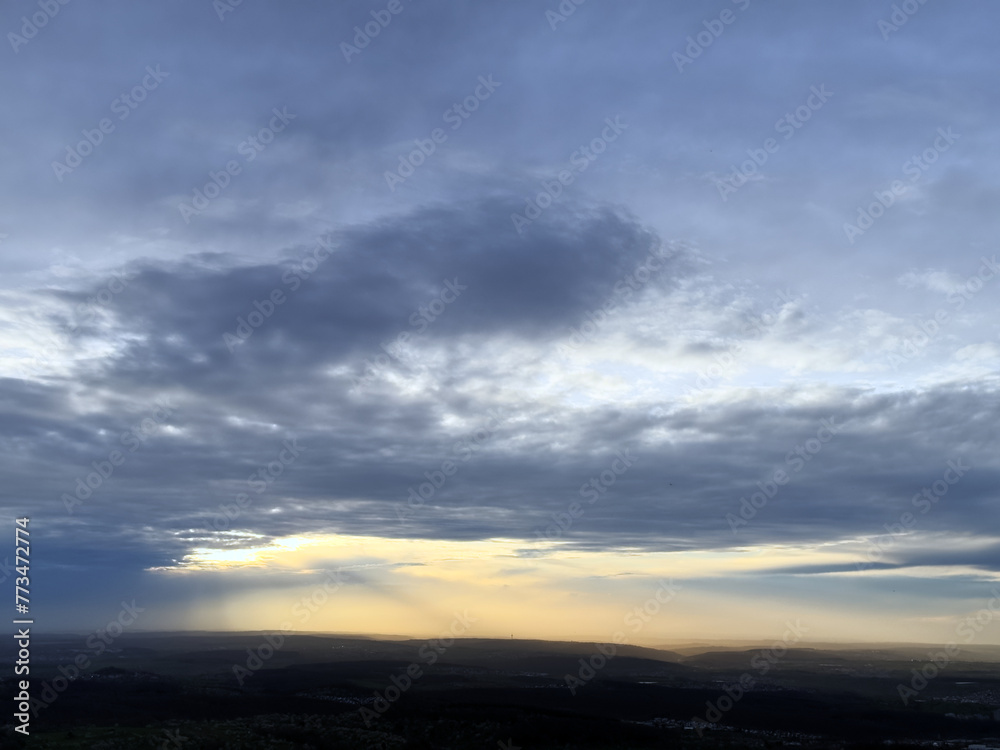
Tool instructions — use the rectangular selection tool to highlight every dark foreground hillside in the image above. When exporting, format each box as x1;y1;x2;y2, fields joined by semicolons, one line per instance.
3;633;1000;749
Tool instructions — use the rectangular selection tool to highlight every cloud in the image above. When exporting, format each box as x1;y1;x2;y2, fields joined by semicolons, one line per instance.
898;269;963;295
5;0;1000;638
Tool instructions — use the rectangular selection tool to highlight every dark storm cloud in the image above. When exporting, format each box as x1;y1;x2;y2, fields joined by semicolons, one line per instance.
56;197;672;385
8;276;998;573
4;198;679;559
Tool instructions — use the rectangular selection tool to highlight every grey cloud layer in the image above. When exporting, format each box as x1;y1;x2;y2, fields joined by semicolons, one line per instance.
4;0;999;627
5;200;997;584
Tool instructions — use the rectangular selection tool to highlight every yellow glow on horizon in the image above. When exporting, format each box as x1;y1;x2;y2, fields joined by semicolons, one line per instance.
159;531;998;579
144;532;1000;644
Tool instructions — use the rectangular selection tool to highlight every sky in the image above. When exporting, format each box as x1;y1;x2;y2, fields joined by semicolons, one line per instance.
3;0;999;646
